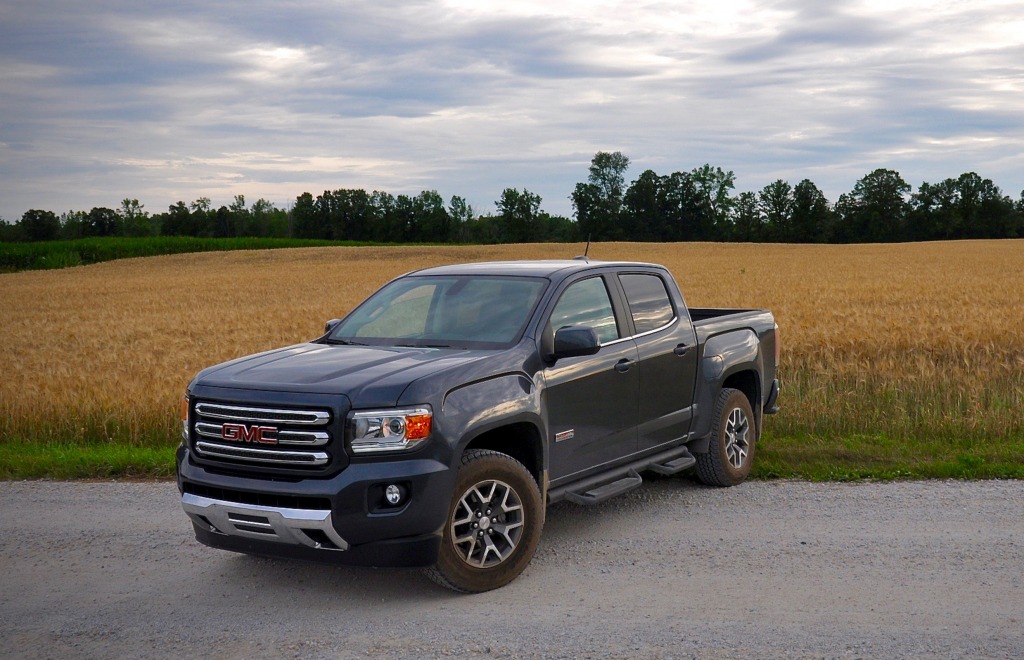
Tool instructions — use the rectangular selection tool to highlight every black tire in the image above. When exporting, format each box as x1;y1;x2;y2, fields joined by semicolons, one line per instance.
695;388;756;487
425;449;543;593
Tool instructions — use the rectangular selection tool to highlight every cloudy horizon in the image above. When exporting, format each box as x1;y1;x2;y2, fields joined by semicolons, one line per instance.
2;0;1022;222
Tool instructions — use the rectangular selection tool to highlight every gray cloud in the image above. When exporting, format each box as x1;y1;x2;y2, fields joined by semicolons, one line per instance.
1;0;1022;222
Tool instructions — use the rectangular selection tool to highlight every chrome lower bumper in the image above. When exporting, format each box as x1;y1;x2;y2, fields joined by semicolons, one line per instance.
182;493;349;551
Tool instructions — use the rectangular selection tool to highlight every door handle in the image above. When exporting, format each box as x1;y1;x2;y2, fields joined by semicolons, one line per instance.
614;359;633;373
674;344;690;356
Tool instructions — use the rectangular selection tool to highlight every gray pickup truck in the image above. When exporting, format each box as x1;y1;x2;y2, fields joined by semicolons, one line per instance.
177;259;779;592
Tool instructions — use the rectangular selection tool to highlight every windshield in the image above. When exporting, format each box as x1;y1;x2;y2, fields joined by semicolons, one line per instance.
329;275;547;348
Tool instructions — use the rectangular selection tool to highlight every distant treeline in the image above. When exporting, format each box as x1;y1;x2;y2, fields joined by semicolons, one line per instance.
3;152;1022;245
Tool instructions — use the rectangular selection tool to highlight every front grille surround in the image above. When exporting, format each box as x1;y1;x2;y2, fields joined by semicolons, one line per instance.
188;398;345;475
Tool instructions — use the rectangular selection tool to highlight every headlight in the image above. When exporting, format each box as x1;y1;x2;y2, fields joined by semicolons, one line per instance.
349;406;432;454
181;395;190;442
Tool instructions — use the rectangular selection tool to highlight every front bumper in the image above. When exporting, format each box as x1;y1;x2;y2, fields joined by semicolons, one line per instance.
182;492;350;551
176;444;454;567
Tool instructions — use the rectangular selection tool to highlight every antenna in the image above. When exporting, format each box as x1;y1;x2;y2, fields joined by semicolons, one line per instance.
574;234;592;261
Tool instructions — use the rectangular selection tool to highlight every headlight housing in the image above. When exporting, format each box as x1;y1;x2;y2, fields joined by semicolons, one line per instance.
181;395;190;442
349;406;432;454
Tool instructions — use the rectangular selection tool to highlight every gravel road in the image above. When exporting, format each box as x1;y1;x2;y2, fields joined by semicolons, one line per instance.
1;478;1022;659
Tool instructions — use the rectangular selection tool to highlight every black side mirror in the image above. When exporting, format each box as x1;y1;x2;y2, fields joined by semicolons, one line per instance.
324;319;342;334
552;326;601;360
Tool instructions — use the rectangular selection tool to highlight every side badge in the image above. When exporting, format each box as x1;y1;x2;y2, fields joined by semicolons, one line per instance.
554;429;575;443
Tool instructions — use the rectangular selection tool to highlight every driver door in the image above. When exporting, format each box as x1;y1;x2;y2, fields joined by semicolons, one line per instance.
543;275;639;483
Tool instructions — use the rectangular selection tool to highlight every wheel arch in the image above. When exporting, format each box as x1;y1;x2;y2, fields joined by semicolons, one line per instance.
722;368;762;437
459;420;544;489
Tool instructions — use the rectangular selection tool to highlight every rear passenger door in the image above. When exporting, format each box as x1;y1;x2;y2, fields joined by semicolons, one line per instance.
617;272;698;452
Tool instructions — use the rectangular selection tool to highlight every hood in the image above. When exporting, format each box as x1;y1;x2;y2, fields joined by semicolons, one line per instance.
192;342;492;407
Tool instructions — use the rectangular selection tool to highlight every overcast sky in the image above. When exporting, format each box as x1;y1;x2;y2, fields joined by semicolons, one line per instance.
2;0;1022;222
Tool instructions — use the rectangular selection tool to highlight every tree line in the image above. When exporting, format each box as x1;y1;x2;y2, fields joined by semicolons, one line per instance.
3;152;1022;244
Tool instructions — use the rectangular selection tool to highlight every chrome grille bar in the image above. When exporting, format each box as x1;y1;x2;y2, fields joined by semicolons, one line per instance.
194;422;329;446
195;403;330;426
195;441;330;466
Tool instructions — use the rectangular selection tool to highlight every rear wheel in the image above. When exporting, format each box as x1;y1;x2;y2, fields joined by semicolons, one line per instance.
695;388;756;487
426;449;543;593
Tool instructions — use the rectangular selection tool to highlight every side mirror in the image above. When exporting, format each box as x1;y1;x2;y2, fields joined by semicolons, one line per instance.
324;318;342;334
552;326;601;360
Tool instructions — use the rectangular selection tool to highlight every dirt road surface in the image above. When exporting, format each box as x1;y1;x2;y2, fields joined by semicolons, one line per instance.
1;479;1021;658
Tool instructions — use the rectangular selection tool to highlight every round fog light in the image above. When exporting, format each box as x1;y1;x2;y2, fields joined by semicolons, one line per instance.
385;484;403;505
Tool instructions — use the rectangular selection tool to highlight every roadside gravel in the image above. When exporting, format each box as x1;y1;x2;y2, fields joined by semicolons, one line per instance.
1;478;1021;658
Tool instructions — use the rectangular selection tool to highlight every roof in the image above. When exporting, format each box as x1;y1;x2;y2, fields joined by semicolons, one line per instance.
410;259;662;279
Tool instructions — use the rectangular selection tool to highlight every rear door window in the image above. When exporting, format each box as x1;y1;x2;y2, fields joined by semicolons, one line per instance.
619;273;674;334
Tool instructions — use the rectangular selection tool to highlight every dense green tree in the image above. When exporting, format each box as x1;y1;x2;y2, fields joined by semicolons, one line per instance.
496;188;543;243
691;164;736;238
791;179;832;243
758;180;793;242
448;195;473;241
660;171;713;241
911;173;1018;240
187;197;213;237
213;206;233;238
290;193;317;238
367;191;398;242
539;213;579;243
623;170;664;241
834;169;910;243
315;189;374;241
0;218;24;242
60;210;88;240
249;198;288;237
119;198;152;237
573;151;630;240
20;209;61;241
415;190;452;242
86;207;120;237
731;191;761;242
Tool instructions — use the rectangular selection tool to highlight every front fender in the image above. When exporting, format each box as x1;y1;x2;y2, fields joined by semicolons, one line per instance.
439;373;545;463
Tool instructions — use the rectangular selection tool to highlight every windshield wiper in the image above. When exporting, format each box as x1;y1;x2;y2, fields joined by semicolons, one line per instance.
322;337;367;346
396;343;454;349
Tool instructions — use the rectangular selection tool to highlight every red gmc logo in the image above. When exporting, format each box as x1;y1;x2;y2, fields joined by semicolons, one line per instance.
221;423;278;444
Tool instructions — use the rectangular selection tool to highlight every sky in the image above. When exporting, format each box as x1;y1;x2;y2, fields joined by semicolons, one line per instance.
1;0;1023;222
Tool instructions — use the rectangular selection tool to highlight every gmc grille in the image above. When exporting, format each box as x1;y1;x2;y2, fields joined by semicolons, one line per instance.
191;402;334;470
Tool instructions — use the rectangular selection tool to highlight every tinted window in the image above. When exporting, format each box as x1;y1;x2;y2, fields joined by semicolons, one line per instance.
548;277;619;344
332;276;546;347
619;274;674;334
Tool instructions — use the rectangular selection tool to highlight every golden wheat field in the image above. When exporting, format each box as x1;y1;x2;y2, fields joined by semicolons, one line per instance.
2;241;1023;476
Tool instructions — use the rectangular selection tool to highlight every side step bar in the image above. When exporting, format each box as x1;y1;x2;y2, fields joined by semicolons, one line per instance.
648;453;696;476
564;469;642;505
551;446;697;506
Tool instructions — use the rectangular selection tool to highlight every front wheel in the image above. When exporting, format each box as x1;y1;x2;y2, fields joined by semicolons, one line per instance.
695;388;757;487
425;449;543;593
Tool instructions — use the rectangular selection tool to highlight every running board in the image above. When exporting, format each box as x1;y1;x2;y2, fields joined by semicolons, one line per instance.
564;469;643;505
648;450;696;476
549;445;699;506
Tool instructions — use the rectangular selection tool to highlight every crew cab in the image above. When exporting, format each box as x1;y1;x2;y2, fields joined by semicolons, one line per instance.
176;259;780;592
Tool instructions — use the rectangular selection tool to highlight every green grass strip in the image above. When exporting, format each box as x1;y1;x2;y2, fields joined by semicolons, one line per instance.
0;442;177;480
754;431;1024;481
